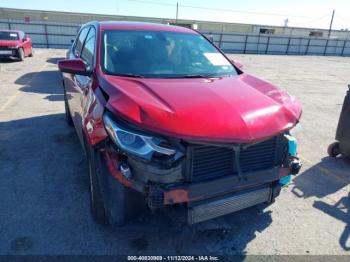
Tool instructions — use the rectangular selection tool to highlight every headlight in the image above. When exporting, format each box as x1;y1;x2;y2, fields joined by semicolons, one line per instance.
103;113;176;160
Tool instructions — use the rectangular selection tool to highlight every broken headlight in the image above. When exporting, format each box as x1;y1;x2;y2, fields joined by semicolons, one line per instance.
103;112;176;160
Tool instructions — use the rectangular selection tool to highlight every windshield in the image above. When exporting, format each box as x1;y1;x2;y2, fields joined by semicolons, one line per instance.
102;30;237;78
0;31;19;40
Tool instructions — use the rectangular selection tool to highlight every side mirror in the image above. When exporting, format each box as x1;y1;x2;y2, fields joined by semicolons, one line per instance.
230;59;244;69
58;58;92;76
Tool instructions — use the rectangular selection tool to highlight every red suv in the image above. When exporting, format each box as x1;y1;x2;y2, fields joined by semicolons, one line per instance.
58;21;302;225
0;30;33;61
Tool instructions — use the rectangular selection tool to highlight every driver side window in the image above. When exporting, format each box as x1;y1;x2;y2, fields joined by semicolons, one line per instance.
81;28;96;70
73;27;90;58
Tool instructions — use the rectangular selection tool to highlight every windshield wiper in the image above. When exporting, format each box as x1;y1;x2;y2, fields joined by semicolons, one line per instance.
165;74;210;78
182;74;209;78
113;73;144;78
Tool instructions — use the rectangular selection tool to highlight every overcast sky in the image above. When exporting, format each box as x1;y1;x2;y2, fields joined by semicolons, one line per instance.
1;0;350;29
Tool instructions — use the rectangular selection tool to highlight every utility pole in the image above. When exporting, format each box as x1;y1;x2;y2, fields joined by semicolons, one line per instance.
283;18;289;34
328;9;335;38
176;2;179;24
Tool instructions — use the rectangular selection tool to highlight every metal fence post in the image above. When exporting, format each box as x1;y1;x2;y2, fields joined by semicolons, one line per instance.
243;35;248;54
8;22;11;30
286;36;291;54
265;36;270;54
335;39;339;56
323;39;329;56
44;23;49;48
341;40;347;56
305;38;311;55
218;32;223;49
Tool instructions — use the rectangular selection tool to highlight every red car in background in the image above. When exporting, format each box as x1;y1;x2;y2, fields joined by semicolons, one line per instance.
0;30;33;61
58;21;302;225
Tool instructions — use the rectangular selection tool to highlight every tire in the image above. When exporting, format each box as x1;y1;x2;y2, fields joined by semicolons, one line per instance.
86;143;108;224
85;140;146;226
63;85;73;126
29;48;34;57
18;48;24;61
328;141;341;157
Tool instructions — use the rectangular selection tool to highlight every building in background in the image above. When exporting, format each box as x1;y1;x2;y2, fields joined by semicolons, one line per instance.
1;7;350;39
1;7;350;56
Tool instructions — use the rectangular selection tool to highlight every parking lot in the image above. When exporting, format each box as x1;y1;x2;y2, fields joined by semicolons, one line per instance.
1;48;350;255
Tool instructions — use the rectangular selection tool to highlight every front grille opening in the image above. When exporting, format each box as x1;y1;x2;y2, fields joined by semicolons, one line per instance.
189;136;282;182
190;145;236;182
240;138;277;173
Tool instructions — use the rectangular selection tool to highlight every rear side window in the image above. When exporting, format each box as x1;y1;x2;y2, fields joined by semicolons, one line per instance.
74;27;90;57
81;28;96;70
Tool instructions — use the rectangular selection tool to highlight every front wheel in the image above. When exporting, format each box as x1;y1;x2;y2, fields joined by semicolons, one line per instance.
85;141;146;226
17;48;24;61
29;48;34;57
86;143;108;224
63;85;73;126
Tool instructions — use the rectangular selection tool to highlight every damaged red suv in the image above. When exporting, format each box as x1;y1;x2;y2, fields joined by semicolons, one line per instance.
58;21;302;225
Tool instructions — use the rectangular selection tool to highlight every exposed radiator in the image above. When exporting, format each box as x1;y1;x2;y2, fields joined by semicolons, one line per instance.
188;136;285;182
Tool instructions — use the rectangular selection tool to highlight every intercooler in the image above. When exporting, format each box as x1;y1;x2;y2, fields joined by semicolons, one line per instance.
188;186;272;224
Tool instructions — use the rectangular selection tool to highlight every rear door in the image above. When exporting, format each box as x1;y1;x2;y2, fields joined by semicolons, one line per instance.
64;26;91;144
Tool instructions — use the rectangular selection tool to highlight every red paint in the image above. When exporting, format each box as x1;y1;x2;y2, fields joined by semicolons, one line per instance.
58;58;89;75
164;189;189;205
82;87;109;145
0;30;33;57
104;73;301;143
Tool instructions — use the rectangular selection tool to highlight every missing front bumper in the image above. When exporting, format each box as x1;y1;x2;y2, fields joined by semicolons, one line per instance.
188;186;272;224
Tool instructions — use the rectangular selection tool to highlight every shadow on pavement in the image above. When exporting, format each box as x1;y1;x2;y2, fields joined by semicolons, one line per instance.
291;156;350;251
46;57;65;65
313;193;350;251
0;113;272;255
0;57;18;63
292;156;350;199
16;70;63;101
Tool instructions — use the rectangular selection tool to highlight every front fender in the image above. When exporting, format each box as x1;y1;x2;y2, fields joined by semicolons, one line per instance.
82;87;108;146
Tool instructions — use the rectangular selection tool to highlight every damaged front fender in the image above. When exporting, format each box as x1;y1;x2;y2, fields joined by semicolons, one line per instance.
81;87;109;146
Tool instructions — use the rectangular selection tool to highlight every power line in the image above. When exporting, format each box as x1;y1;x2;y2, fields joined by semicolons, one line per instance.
289;12;332;26
127;0;311;18
128;0;175;7
336;14;350;23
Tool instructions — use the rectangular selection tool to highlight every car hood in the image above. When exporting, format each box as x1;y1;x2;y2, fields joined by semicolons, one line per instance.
0;40;21;47
102;74;302;143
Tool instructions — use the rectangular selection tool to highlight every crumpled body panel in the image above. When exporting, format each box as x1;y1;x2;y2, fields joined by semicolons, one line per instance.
101;73;302;143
